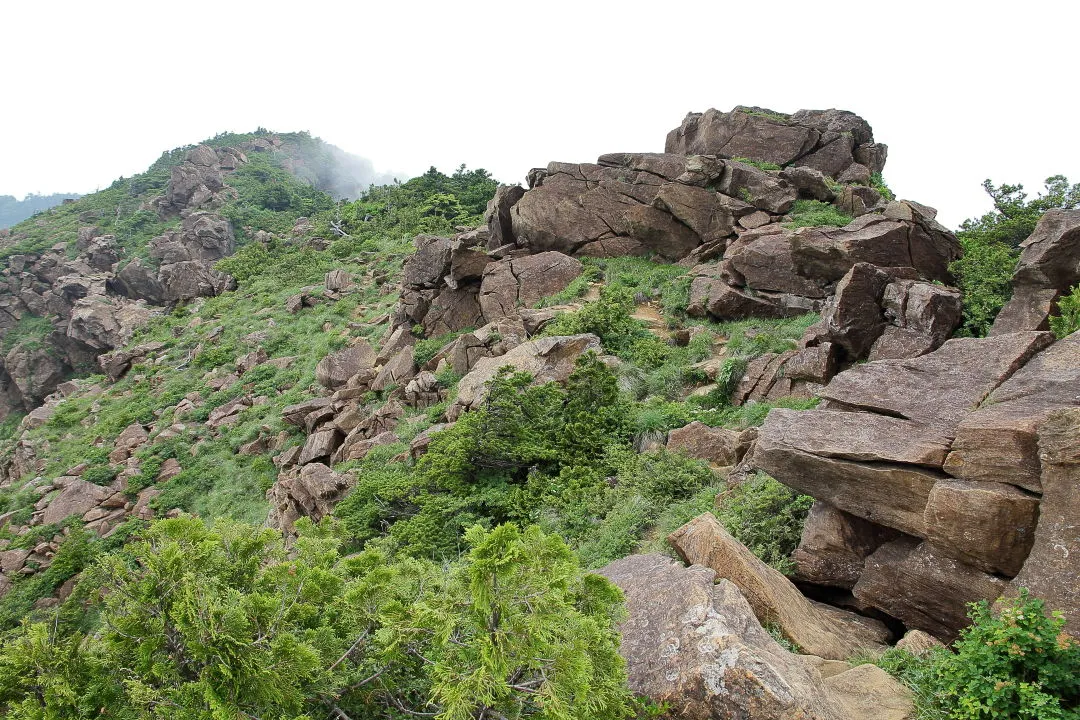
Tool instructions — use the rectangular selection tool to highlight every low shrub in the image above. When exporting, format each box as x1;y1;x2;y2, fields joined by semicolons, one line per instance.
784;199;854;229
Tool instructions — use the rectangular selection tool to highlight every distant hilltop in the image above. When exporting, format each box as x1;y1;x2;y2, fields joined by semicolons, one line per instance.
0;193;83;229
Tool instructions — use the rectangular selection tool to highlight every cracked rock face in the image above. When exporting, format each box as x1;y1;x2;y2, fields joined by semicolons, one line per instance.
754;329;1080;639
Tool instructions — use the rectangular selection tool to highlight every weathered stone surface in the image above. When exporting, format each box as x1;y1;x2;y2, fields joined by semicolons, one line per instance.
991;209;1080;334
267;462;352;534
922;480;1039;576
451;334;601;416
853;538;1008;640
484;184;525;250
315;341;376;389
666;422;752;467
943;331;1080;491
403;235;453;289
652;183;737;243
336;430;397;463
819;332;1054;432
298;427;344;465
110;423;149;463
794;501;900;589
112;258;166;303
0;549;30;574
149;212;235;264
63;296;151;360
478;252;582;322
421;287;484;336
325;269;351;292
669;514;890;660
754;410;946;537
98;341;167;381
158;261;235;301
895;629;944;657
1006;408;1080;634
41;479;113;525
509;160;703;261
370;346;416;392
598;553;850;720
780;165;836;202
716;160;798;214
666;107;820;166
824;664;914;720
688;268;806;321
281;397;332;427
445;240;490;289
867;280;962;361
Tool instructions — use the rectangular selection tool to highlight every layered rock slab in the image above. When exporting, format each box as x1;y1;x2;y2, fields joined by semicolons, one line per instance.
669;513;890;660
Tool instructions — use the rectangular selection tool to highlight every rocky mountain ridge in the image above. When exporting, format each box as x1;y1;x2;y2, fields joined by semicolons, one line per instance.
1;106;1078;719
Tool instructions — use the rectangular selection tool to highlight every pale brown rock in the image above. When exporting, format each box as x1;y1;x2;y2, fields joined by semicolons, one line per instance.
598;553;850;720
895;629;944;657
157;458;183;481
944;331;1080;492
825;664;914;720
992;209;1080;334
370;346;416;392
266;462;353;534
41;479;113;525
669;514;889;660
451;334;601;416
665;107;820;166
666;422;752;467
484;184;525;250
298;427;344;465
753;415;942;538
819;332;1054;432
478;252;582;321
316;341;376;390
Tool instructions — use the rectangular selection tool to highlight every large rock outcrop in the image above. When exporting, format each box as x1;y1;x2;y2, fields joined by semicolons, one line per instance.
754;329;1080;639
0;145;250;416
598;554;911;719
991;209;1080;334
665;107;887;182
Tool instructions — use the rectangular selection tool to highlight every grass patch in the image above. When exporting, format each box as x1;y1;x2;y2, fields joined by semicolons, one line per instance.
784;199;854;229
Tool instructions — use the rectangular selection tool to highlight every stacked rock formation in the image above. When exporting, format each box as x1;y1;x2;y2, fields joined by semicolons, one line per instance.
753;321;1080;638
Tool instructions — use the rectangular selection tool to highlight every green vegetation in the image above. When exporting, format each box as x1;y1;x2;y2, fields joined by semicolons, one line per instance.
0;128;831;717
867;591;1080;719
785;199;854;229
1050;284;1080;339
950;176;1078;336
0;516;636;720
870;172;895;202
732;157;781;172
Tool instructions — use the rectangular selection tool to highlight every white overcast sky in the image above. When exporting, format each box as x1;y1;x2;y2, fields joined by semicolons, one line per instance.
1;0;1077;229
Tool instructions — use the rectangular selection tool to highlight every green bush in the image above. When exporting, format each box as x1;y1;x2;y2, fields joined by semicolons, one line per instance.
870;172;896;202
1050;284;1080;339
714;472;813;573
949;236;1018;337
929;590;1080;719
874;591;1080;720
80;465;119;486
